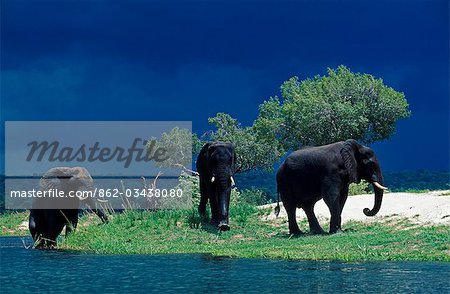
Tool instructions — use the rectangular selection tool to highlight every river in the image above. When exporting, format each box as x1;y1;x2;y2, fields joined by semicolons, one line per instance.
0;236;449;293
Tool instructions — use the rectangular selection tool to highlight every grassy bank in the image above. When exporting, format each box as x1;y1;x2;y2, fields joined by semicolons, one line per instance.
0;211;29;236
2;205;448;262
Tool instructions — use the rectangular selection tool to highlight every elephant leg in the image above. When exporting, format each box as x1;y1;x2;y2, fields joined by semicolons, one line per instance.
198;178;208;222
321;179;345;234
284;202;302;235
209;195;219;225
322;183;343;234
29;214;37;239
29;209;46;247
44;211;65;248
339;185;349;214
303;204;325;234
28;211;40;246
323;196;342;234
329;205;342;234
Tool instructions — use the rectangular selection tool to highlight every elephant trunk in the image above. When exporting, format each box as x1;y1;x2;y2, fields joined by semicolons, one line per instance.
364;172;385;216
219;195;227;218
215;167;231;231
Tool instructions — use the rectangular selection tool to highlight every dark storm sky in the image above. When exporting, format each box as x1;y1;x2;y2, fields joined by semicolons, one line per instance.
1;0;449;172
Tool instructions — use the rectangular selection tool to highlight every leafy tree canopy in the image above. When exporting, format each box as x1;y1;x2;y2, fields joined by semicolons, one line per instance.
207;113;282;173
147;127;198;173
254;65;410;149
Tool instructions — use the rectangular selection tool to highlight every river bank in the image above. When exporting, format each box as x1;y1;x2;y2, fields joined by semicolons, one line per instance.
1;191;449;261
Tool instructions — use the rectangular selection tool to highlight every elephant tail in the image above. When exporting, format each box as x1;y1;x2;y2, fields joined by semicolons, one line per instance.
274;190;280;217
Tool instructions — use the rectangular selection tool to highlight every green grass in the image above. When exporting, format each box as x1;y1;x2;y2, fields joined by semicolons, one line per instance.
1;205;449;262
57;205;450;261
0;211;29;236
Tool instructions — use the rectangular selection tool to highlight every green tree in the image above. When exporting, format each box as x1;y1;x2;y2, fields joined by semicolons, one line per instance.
146;127;200;173
208;113;283;173
254;65;410;149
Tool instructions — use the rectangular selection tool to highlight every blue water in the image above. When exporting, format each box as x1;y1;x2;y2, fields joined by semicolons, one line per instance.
0;236;449;293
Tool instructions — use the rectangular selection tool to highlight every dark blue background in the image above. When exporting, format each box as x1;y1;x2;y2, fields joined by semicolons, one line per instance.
1;0;449;171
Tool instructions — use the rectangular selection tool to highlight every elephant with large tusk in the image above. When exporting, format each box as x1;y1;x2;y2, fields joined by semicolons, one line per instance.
275;139;387;235
197;142;236;231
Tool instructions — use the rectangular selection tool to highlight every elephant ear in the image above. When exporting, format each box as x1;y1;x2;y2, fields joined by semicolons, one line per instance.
206;142;216;156
340;140;359;183
227;143;237;174
217;142;237;173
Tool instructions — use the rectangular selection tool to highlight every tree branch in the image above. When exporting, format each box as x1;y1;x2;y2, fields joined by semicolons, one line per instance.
173;163;199;176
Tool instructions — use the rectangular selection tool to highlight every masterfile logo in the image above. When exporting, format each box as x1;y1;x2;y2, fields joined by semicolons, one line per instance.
4;121;192;209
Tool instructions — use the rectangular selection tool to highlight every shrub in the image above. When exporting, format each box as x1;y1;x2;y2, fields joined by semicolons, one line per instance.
176;171;200;207
237;189;271;206
348;181;371;195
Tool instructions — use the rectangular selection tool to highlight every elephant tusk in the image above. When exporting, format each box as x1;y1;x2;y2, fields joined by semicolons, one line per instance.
230;176;235;186
373;182;389;191
211;176;215;183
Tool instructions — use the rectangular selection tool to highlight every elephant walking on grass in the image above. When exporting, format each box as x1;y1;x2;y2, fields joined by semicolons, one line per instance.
197;142;236;231
29;167;108;248
276;139;388;235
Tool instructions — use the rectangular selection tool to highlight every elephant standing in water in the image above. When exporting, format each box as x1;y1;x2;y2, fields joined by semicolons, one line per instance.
197;142;236;231
276;139;388;235
29;167;108;248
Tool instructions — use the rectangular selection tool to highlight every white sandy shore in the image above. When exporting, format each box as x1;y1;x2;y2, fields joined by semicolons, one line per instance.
261;190;450;226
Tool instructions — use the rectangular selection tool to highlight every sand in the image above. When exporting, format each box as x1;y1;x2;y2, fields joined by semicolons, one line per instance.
261;190;450;226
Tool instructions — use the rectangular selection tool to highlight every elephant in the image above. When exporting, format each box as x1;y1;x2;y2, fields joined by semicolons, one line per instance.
197;142;236;231
29;167;108;248
275;139;388;235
